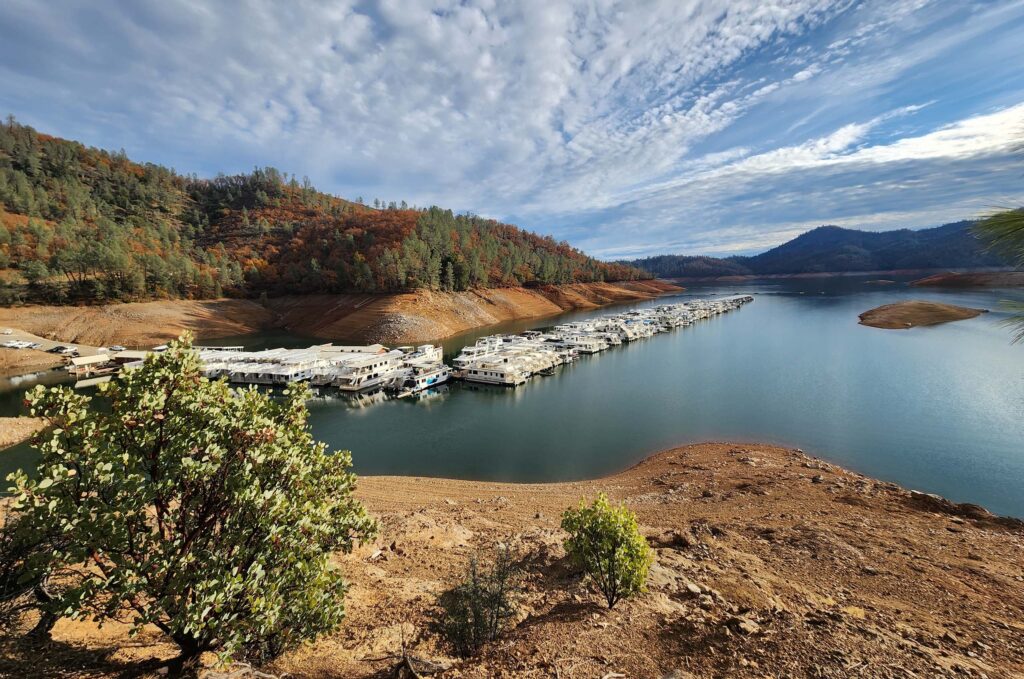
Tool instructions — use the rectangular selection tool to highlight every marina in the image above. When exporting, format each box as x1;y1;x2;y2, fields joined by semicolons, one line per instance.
44;295;754;397
451;296;753;386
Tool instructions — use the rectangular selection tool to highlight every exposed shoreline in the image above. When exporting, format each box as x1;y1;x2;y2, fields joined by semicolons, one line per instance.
858;300;986;329
910;271;1024;288
666;267;1016;284
0;416;46;450
5;442;1022;677
0;280;681;351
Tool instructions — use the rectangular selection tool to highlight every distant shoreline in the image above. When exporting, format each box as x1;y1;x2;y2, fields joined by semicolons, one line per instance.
665;266;1017;284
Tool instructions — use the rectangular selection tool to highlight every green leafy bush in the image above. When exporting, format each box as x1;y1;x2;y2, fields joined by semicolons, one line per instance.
439;546;519;656
561;494;652;609
5;334;377;668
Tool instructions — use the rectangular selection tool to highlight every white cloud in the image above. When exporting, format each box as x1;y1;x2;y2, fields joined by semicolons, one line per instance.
0;0;1022;258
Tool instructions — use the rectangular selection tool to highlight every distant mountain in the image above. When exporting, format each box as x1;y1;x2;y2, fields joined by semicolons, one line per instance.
624;222;1009;278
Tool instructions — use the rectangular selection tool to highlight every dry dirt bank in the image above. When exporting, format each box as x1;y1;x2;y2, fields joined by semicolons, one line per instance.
0;282;680;350
911;271;1024;288
0;299;277;348
858;300;986;329
0;416;46;449
0;347;64;375
5;443;1022;678
268;280;682;344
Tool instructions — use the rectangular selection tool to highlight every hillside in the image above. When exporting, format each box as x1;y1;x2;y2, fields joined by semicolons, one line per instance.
626;222;1009;278
0;118;646;306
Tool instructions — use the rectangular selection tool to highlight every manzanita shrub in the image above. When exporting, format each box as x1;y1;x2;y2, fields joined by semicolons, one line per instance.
5;334;377;668
561;494;652;609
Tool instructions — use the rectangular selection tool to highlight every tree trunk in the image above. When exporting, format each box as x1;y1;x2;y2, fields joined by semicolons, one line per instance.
166;634;204;678
26;582;58;642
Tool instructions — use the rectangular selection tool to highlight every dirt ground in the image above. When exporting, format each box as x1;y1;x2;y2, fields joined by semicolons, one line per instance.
858;300;986;329
2;442;1021;678
0;299;277;348
0;416;46;449
911;272;1024;288
0;282;682;351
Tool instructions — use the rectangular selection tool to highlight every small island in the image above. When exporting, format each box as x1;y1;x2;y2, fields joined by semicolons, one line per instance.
858;300;986;329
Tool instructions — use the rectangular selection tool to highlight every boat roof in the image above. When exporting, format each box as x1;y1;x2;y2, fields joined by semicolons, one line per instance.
71;354;111;366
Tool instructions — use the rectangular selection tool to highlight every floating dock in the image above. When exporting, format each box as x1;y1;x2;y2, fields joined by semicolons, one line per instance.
64;295;753;399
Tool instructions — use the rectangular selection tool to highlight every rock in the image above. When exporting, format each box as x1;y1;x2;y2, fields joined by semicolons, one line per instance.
661;671;696;679
942;630;959;645
647;530;692;549
842;606;866;620
812;475;825;484
698;594;715;610
685;582;702;596
727;616;761;635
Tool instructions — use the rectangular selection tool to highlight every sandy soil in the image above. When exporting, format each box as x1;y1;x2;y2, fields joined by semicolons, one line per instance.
0;282;681;352
0;416;46;449
0;347;64;375
3;443;1022;678
0;299;277;348
858;300;986;329
269;281;682;344
911;272;1024;288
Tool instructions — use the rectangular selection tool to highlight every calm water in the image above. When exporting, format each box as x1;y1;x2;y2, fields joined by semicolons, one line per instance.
3;277;1023;515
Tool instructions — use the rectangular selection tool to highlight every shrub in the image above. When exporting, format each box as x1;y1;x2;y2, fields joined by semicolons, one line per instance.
561;494;652;609
5;334;377;670
439;546;518;656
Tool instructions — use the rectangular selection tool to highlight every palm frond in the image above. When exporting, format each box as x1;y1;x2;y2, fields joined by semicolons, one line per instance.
974;209;1024;268
998;300;1024;344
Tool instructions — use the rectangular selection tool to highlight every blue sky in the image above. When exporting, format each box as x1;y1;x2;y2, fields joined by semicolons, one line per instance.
1;0;1022;259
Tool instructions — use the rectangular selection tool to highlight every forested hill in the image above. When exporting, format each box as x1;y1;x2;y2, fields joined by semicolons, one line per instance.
0;118;646;305
625;222;1008;278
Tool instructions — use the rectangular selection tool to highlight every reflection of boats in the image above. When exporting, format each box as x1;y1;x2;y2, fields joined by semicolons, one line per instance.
405;384;450;402
74;375;113;389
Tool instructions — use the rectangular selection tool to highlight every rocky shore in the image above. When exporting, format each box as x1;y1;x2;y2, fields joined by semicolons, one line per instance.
5;443;1022;678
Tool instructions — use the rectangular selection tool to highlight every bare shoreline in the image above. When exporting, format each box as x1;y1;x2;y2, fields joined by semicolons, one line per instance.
3;442;1023;677
0;281;681;351
0;416;46;450
858;300;986;329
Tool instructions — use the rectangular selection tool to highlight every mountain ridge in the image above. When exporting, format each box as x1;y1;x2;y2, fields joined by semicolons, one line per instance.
623;221;1009;278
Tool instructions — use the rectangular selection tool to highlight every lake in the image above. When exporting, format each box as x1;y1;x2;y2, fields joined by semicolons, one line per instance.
2;276;1023;516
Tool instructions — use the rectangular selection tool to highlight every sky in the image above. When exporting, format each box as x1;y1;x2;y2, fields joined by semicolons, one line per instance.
1;1;1023;259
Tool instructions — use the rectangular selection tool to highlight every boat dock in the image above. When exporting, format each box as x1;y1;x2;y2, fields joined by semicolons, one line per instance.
451;295;754;387
61;295;752;399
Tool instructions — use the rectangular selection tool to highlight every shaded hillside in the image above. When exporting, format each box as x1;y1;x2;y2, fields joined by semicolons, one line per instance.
626;222;1009;278
0;118;646;305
